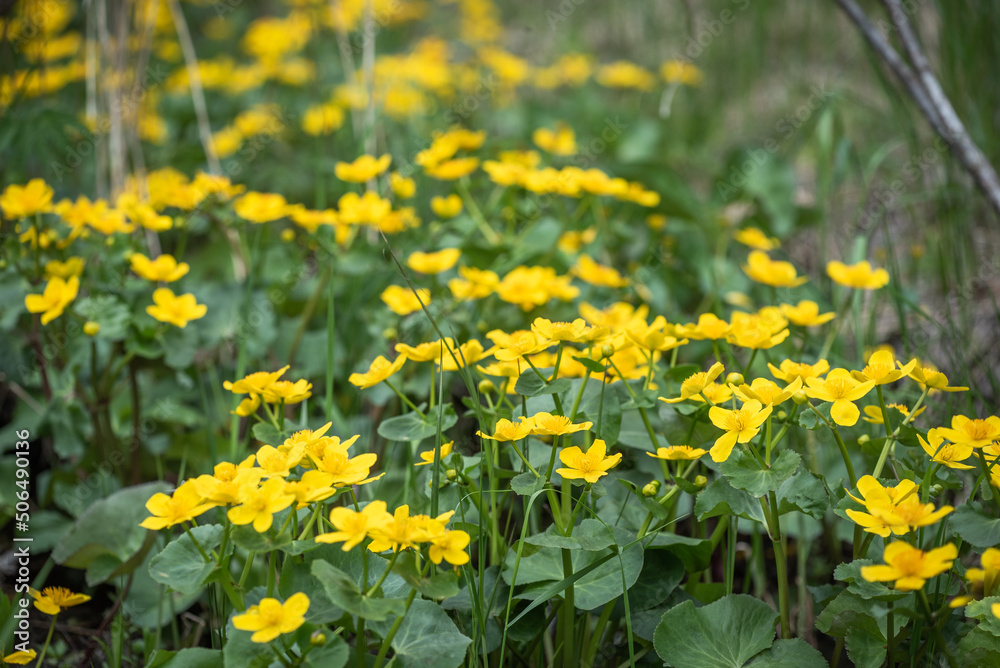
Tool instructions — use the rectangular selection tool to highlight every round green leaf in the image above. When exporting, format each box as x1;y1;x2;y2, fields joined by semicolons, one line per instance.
654;594;778;668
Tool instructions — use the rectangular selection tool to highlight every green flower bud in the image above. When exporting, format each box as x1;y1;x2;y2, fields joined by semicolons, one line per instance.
857;434;870;445
446;468;458;481
310;631;326;646
601;344;615;359
792;390;808;405
694;475;708;489
777;410;787;420
725;372;744;386
382;326;397;340
478;379;495;394
642;480;661;497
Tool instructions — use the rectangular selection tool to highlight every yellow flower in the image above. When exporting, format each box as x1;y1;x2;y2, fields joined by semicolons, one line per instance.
596;61;656;90
528;413;593;436
395;338;453;363
232;593;309;643
933;415;1000;449
675;313;731;340
1;178;54;219
193;458;263;506
227;478;295;532
416;441;453;465
425;157;479;180
255;443;305;478
626;316;688;352
335;154;392;183
906;360;968;392
302;103;344;136
862;403;924;425
390;172;416;198
225;366;289;395
660;362;726;404
845;475;953;537
697;383;734;404
734;227;779;250
437;339;488;371
647;445;707;461
430;194;463;219
146;288;207;328
139;480;216;530
316;501;391;550
732;377;802;407
533;123;576;155
309;440;380;487
429;529;471;565
531;317;604;344
707;400;773;462
478;417;533;442
448;266;499;301
860;542;957;591
726;312;789;350
493;330;551;362
1;650;36;664
803;369;875;426
557;439;622;483
780;300;835;327
827;260;889;290
129;252;189;282
25;276;79;325
338;191;392;226
660;60;703;86
742;251;808;288
234;192;290;223
349;355;406;389
29;586;91;616
919;431;974;470
367;504;424;553
407;248;461;274
381;285;430;316
768;359;830;384
573;254;629;288
83;321;100;336
496;265;579;310
44;256;85;279
852;350;917;385
283;470;336;509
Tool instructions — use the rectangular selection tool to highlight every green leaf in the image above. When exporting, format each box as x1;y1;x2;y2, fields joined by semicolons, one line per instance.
958;626;1000;664
745;639;828;667
148;524;224;595
392;552;460;600
844;617;886;668
231;525;292;552
647;533;714;572
514;369;571;397
377;407;458;442
146;648;222;668
223;615;273;668
572;356;607;374
510;471;545;496
525;519;615;552
775;470;830;519
966;596;1000;636
615;550;684;613
719;450;801;498
251;423;284;446
311;559;406;622
367;599;472;668
53;482;170;584
301;633;349;668
653;594;778;668
694;477;766;522
833;560;908;601
950;502;1000;548
798;403;831;430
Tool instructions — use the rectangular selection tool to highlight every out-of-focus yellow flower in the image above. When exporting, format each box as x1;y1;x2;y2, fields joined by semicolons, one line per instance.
727;311;789;350
557;439;622;483
416;441;453;465
1;649;36;664
596;61;656;91
827;260;889;290
44;256;84;279
734;227;779;250
83;321;100;336
407;248;461;274
780;300;835;327
448;266;499;300
660;60;703;86
390;172;416;199
232;593;309;643
381;285;430;316
335;154;392;183
130;252;189;282
430;194;463;219
425;158;479;180
573;254;629;288
496;265;578;310
707;400;772;462
234;192;290;223
25;276;78;325
437;339;487;371
861;542;956;591
533;123;576;156
743;251;808;288
146;288;207;328
647;445;707;461
862;403;924;425
29;587;90;616
349;355;406;389
395;338;453;363
302;103;344;136
1;178;54;219
558;228;597;254
337;191;392;226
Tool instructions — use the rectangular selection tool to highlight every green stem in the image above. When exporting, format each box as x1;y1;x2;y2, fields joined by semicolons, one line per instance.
383;379;424;416
560;547;575;668
366;551;401;597
373;588;418;668
768;491;791;639
34;614;57;668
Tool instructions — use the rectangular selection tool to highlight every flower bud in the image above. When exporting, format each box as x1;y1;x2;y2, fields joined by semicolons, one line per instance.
382;326;397;340
83;321;100;336
857;434;870;445
478;379;495;395
776;410;787;421
310;631;326;646
281;228;296;242
446;468;458;481
601;344;615;359
725;372;744;386
929;484;943;497
642;480;661;497
694;475;708;489
792;390;808;405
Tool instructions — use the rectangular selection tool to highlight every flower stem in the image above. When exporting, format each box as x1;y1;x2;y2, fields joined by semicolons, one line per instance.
768;490;791;639
35;614;57;668
366;551;400;597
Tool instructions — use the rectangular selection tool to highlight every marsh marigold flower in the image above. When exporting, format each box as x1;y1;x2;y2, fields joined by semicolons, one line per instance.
734;227;778;250
234;192;290;223
533;123;576;155
437;339;488;371
647;445;707;461
529;412;593;436
390;172;416;198
140;480;216;530
853;349;916;385
429;530;471;565
780;300;835;327
860;542;957;591
45;257;85;279
660;362;725;404
573;254;629;288
827;260;889;290
661;60;703;85
846;475;952;537
228;478;295;532
381;285;429;316
707;400;772;462
769;359;829;384
146;288;207;328
317;501;391;550
919;431;974;470
557;439;622;483
742;251;808;288
416;441;453;465
449;266;499;301
478;417;533;442
233;593;309;643
130;253;189;282
407;248;460;274
425;158;479;180
335;154;391;183
732;377;803;407
30;587;90;615
907;360;968;392
349;355;406;389
1;179;54;219
934;415;1000;449
25;276;78;325
676;313;730;340
2;650;36;664
803;368;875;427
430;194;463;219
